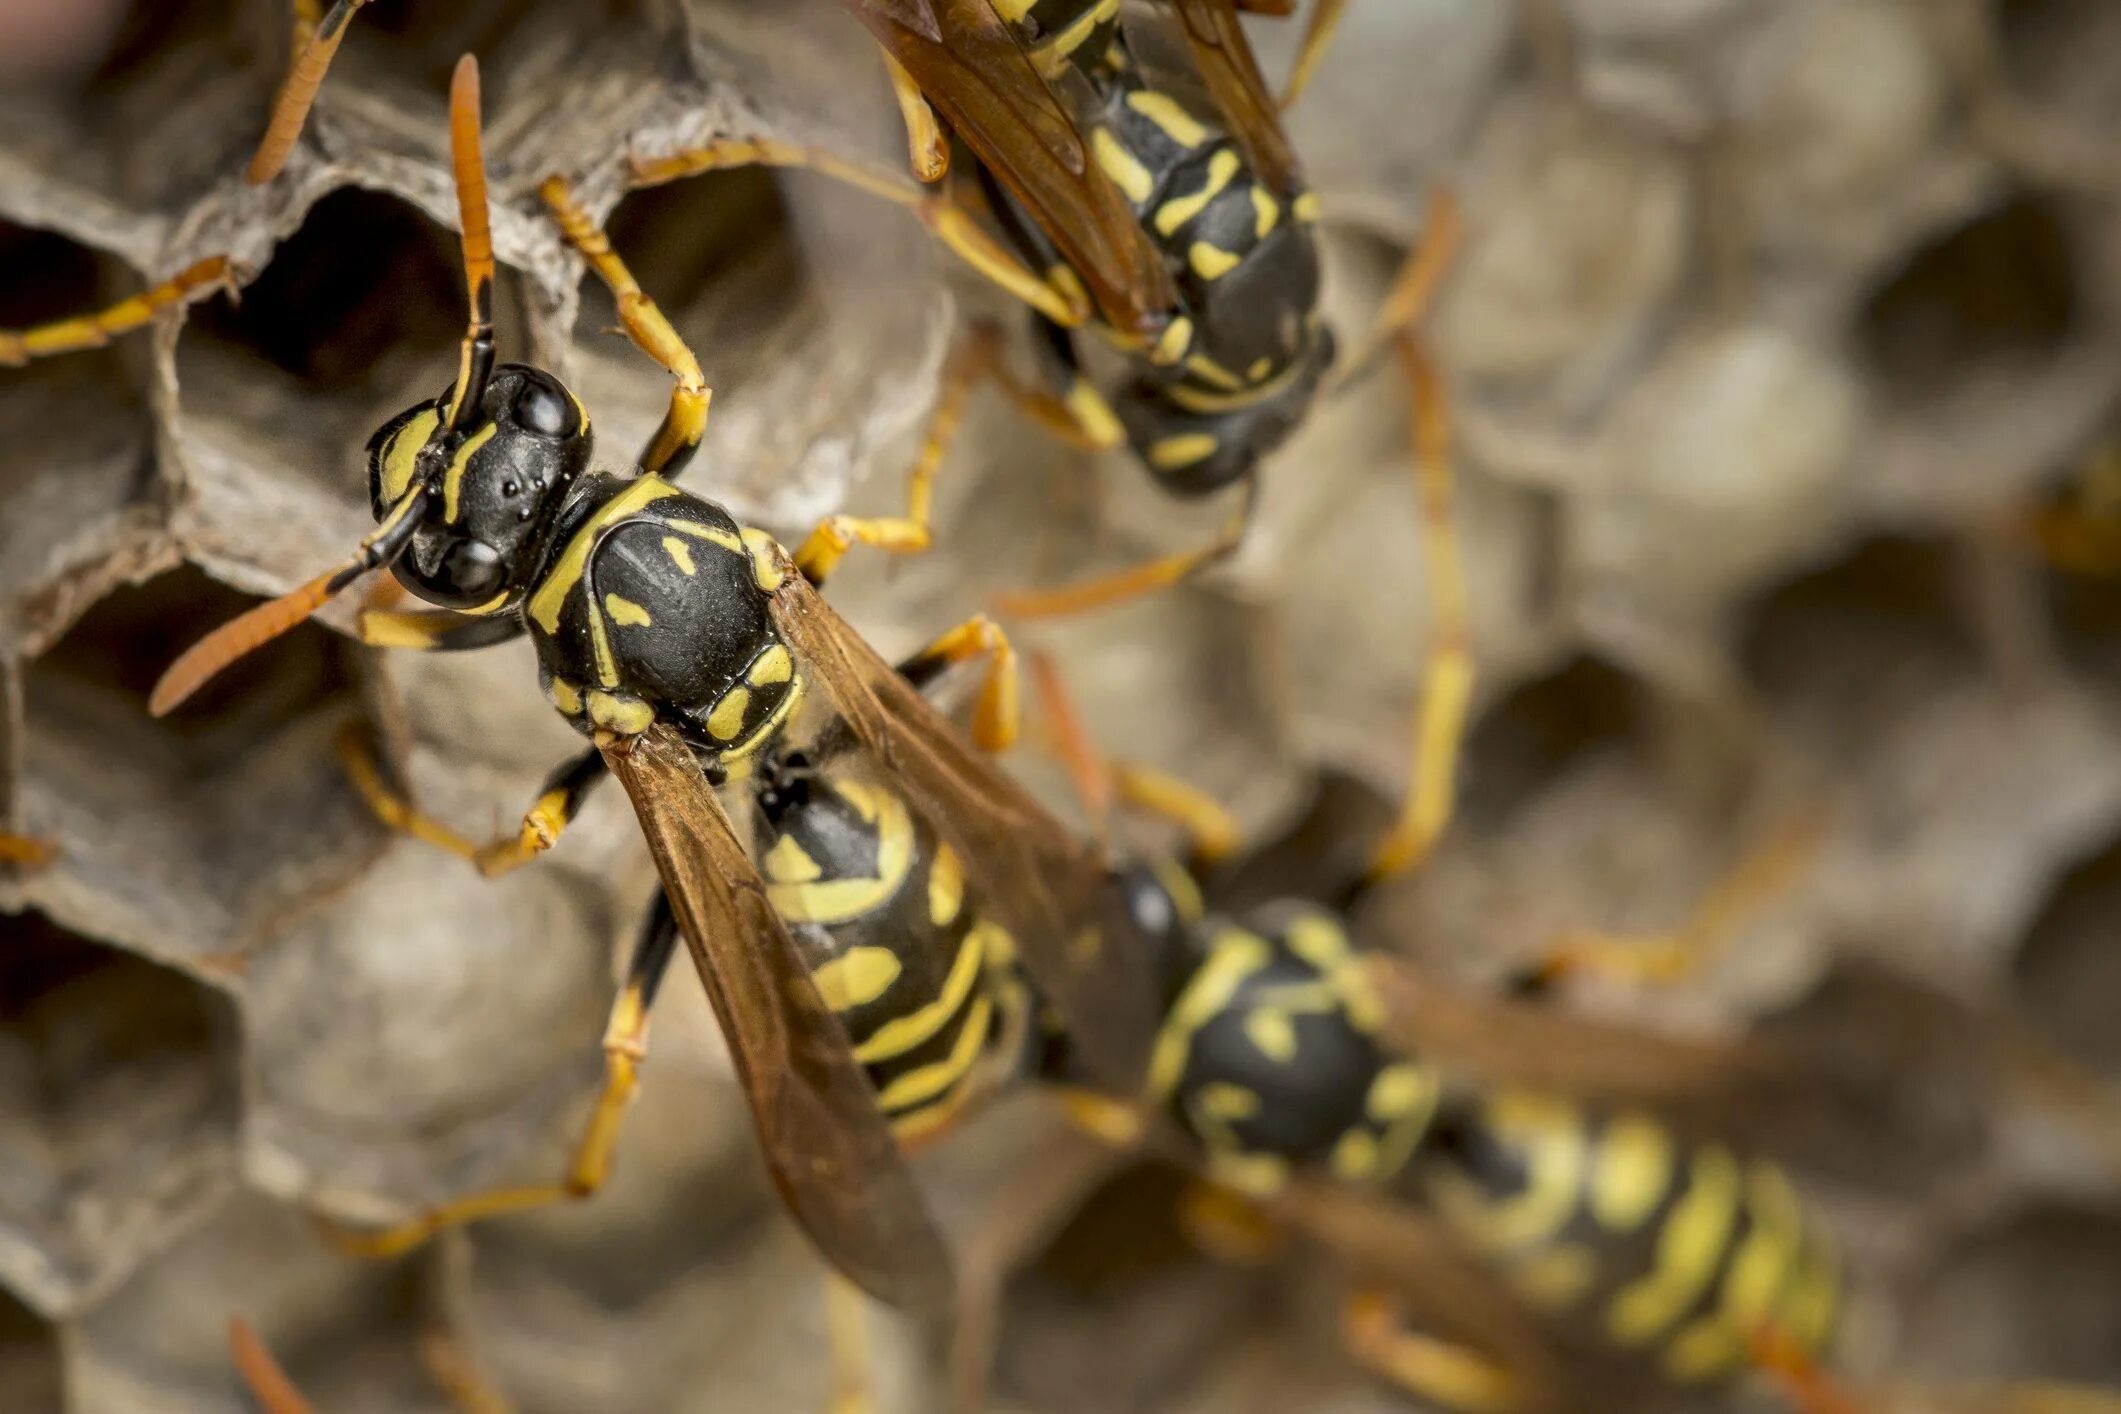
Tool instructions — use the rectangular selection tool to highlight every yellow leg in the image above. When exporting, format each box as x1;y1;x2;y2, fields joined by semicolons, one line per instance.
628;138;1087;327
888;615;1020;752
324;900;674;1259
1176;1180;1287;1265
1747;1327;1862;1414
1055;1087;1147;1148
229;1316;314;1414
0;834;55;869
1366;333;1473;883
1281;0;1351;109
338;725;604;879
1342;1288;1521;1412
989;477;1258;621
882;52;949;184
1531;818;1820;987
0;256;235;367
824;1274;873;1414
1334;188;1462;392
250;0;370;184
417;1326;515;1414
1111;763;1242;866
539;176;713;479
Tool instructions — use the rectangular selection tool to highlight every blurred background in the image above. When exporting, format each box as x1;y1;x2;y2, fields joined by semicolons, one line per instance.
3;0;2121;1409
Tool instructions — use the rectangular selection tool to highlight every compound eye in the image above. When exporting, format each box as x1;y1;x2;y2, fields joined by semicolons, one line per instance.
432;538;507;605
511;369;578;438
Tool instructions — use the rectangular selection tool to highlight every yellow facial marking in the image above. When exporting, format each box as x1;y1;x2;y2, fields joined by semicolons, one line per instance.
1243;1008;1298;1063
1149;433;1218;470
662;536;696;575
706;687;753;742
764;833;822;884
440;421;497;523
546;677;583;716
1189;241;1243;280
1153;149;1241;236
1092;128;1155;204
379;407;440;501
1127;90;1208;147
604;594;652;627
586;691;653;736
876;994;994;1111
927;844;964;926
812;946;903;1013
1250;185;1280;240
1607;1146;1741;1345
855;922;991;1063
1591;1114;1674;1234
529;476;681;633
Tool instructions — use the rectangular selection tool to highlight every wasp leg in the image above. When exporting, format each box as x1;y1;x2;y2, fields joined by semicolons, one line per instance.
1747;1328;1863;1414
1280;0;1351;110
0;834;55;869
824;1274;875;1414
1112;763;1243;869
1334;188;1461;393
229;1316;313;1414
882;52;949;184
1176;1180;1288;1266
417;1324;512;1414
325;893;678;1258
539;176;712;481
249;0;370;184
988;475;1258;621
1522;819;1820;990
628;139;1088;328
1342;1288;1521;1412
1053;1087;1147;1148
0;256;236;368
1364;331;1472;884
877;614;1020;753
356;605;526;653
338;726;608;879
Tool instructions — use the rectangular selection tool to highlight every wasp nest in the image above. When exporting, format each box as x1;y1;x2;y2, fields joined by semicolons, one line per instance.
2;0;2120;1409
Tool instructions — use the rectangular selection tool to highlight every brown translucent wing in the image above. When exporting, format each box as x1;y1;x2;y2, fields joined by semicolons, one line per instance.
603;723;954;1312
843;0;1176;339
768;568;1160;1092
1143;0;1301;195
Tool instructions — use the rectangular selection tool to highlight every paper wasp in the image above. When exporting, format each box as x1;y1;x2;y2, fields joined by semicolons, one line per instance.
231;0;1443;618
148;55;1160;1314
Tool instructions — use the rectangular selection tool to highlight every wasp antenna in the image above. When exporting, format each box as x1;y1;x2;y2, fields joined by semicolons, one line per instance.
1027;649;1114;842
227;1315;314;1414
444;53;498;431
247;0;370;185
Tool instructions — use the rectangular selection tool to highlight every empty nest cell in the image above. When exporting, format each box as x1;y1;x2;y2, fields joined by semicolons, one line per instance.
0;913;238;1317
0;221;158;652
2013;822;2121;1075
17;565;388;969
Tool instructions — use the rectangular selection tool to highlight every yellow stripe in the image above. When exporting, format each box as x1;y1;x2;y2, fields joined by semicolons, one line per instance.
1243;1008;1298;1062
604;594;652;627
1251;186;1280;240
812;946;902;1012
766;788;914;924
1032;0;1119;66
1127;90;1208;147
1148;928;1270;1099
706;686;752;741
662;536;696;575
546;677;582;716
1511;1243;1598;1310
927;844;964;926
748;644;793;686
379;407;440;501
667;518;746;555
1149;433;1218;470
1183;352;1247;391
853;920;992;1064
763;832;822;883
1590;1114;1673;1233
1449;1092;1587;1250
528;475;681;632
1722;1165;1802;1331
441;422;497;523
1607;1146;1741;1345
1153;149;1241;236
1190;241;1243;280
1092;128;1155;203
876;994;994;1111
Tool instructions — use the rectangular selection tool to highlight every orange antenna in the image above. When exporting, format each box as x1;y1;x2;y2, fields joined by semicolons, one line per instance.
443;54;497;431
228;1315;315;1414
1027;650;1114;842
248;0;371;185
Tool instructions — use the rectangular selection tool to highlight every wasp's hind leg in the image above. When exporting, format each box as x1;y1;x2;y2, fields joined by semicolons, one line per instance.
1280;0;1351;110
339;727;608;880
1342;1288;1521;1412
324;892;680;1258
0;256;236;367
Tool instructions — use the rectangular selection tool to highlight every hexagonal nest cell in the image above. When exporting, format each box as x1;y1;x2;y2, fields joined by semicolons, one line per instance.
0;912;239;1317
17;565;388;970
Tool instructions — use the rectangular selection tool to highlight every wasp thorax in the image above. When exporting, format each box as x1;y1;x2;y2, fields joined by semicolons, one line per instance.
365;364;593;609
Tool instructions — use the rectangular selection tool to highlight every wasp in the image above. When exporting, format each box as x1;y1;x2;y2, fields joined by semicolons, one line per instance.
228;0;1446;618
148;55;1161;1314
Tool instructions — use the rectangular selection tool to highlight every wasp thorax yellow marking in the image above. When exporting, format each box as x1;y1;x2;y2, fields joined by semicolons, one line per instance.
707;687;753;742
1247;357;1272;381
1206;1150;1288;1198
1284;912;1352;971
741;527;785;591
1092;128;1156;203
928;844;965;926
1152;315;1194;366
1184;352;1247;391
586;690;653;735
812;946;902;1012
604;593;652;627
1331;1129;1379;1182
1189;241;1243;280
662;536;697;575
1149;433;1218;470
1293;192;1322;222
1127;90;1209;148
1154;149;1241;236
380;407;441;502
1242;1008;1298;1063
748;644;793;687
546;677;584;716
1591;1114;1674;1234
1250;186;1280;241
764;833;823;884
531;476;683;633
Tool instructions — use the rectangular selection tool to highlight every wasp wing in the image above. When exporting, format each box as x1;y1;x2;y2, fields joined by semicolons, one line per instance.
1136;0;1301;196
603;723;955;1312
767;567;1160;1093
843;0;1177;339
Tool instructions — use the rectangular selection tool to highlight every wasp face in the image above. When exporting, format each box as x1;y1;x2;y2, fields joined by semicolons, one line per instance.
365;364;592;610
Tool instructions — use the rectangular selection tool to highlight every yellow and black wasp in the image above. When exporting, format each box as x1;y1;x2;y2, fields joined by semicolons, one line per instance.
228;0;1442;617
146;55;1161;1314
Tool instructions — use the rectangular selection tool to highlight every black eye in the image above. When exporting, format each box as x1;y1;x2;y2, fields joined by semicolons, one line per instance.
512;372;577;438
432;538;507;605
